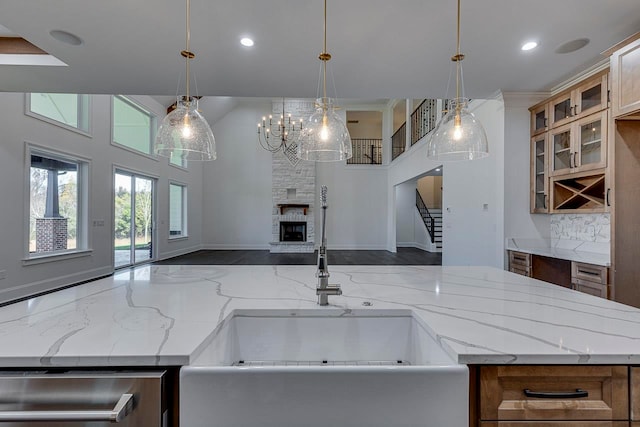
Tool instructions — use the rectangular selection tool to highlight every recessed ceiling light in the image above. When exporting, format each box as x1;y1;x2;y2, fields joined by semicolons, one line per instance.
240;37;254;47
435;168;441;172
49;30;83;46
521;41;538;51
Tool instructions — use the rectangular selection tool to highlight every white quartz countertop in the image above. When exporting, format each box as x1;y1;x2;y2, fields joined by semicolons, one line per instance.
506;238;610;266
0;264;639;367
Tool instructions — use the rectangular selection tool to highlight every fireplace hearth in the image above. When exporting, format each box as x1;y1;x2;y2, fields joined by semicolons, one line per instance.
280;222;307;242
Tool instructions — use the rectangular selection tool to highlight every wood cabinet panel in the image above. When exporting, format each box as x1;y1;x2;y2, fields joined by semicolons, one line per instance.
532;255;571;288
612;120;640;308
480;366;628;421
633;367;640;421
611;37;640;118
481;422;629;427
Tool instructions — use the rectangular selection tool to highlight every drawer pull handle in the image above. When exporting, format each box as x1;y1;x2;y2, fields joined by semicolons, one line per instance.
579;269;600;276
0;393;133;422
523;388;588;399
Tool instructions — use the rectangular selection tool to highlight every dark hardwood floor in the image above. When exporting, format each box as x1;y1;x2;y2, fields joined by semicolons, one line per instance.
155;248;442;266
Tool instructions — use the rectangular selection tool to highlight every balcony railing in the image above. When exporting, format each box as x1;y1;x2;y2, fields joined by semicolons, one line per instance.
411;99;437;145
347;139;382;165
391;123;406;161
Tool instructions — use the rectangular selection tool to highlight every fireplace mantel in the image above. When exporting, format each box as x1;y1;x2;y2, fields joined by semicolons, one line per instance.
277;204;309;215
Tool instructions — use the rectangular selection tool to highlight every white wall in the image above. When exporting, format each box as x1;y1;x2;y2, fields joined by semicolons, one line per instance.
395;180;416;245
316;163;388;250
201;99;274;249
199;99;389;250
0;93;204;304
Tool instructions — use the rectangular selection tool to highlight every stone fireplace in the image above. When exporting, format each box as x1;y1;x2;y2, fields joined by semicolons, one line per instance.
269;99;316;253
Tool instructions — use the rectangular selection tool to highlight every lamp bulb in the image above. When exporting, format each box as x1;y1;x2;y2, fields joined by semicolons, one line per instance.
181;113;192;139
320;125;329;141
452;113;463;141
453;125;463;141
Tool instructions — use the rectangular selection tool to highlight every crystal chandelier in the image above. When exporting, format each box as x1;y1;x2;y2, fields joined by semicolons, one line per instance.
257;98;304;167
297;0;352;162
154;0;216;162
427;0;488;161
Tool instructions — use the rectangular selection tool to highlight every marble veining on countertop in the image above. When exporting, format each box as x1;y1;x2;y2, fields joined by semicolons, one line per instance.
506;238;610;266
0;264;639;367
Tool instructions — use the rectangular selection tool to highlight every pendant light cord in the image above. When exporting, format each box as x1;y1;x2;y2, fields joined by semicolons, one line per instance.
322;0;327;100
455;0;460;101
184;0;192;104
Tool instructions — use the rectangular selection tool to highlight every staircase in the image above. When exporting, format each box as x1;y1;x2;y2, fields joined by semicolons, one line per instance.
430;208;443;250
415;189;442;252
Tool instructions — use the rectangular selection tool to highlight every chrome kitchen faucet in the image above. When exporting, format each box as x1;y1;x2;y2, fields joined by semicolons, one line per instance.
316;186;341;305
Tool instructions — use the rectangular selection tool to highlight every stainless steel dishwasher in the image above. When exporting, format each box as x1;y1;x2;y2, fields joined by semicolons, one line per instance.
0;371;166;426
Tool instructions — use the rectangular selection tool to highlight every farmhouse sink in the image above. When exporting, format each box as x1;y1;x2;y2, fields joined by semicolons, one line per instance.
180;309;468;427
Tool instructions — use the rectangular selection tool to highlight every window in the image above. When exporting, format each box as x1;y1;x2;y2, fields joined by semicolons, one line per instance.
28;147;88;256
169;183;186;238
112;96;156;155
170;152;187;169
27;93;90;132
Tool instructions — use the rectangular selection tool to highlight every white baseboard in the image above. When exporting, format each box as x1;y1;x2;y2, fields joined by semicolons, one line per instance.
202;244;271;250
397;242;440;253
158;244;204;261
0;265;114;306
322;244;389;250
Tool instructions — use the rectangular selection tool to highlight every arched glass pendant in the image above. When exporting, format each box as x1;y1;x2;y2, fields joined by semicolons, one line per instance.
297;97;352;162
427;98;488;161
155;97;216;161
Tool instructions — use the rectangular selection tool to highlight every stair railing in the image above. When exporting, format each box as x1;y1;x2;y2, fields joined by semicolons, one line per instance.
415;189;435;243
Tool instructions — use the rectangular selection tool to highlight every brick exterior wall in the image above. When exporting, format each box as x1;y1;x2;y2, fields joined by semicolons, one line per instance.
35;217;68;252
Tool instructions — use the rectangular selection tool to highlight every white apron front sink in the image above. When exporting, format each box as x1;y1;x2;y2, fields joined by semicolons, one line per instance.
180;309;468;427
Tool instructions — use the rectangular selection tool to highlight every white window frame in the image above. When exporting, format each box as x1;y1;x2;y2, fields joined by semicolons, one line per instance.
111;95;157;159
168;182;188;240
25;93;91;137
24;143;91;263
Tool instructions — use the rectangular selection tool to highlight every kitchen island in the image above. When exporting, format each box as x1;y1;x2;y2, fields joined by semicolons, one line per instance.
1;264;639;425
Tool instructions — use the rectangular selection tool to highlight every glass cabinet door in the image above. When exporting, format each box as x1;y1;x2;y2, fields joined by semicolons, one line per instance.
531;134;548;213
530;103;548;136
575;74;608;119
550;124;572;176
575;111;607;173
551;94;573;127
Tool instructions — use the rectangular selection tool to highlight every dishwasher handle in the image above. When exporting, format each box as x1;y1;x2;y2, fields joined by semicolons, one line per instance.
0;393;133;423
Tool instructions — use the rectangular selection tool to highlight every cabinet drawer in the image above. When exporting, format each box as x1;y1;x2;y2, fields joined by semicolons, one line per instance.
481;422;629;427
633;367;640;421
509;251;532;268
480;366;628;421
510;266;531;277
573;280;608;298
572;262;608;285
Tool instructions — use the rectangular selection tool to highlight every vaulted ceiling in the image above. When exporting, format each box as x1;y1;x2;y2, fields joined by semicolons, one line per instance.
1;0;639;99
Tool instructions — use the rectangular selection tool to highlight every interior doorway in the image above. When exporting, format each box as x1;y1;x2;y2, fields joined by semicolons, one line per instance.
114;170;156;268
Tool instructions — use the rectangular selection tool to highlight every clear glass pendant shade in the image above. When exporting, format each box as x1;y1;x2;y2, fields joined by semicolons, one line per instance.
297;98;352;162
155;97;216;161
427;98;488;161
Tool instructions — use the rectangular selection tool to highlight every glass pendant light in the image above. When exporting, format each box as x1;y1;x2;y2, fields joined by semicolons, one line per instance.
427;0;488;161
154;0;216;162
297;0;352;162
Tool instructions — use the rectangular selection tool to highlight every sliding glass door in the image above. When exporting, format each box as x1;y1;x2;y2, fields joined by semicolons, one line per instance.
114;171;155;268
